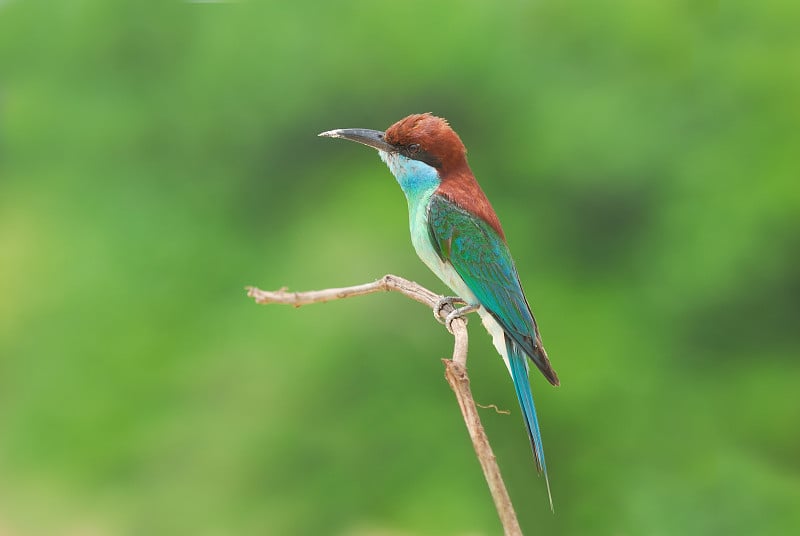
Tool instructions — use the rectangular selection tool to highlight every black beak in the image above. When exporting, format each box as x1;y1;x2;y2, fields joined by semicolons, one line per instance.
318;128;396;153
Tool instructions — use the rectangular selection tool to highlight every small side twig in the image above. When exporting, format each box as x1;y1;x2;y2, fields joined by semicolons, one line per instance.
247;274;523;535
476;403;512;415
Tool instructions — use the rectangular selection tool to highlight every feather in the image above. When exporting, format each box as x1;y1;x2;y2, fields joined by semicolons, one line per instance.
427;193;559;385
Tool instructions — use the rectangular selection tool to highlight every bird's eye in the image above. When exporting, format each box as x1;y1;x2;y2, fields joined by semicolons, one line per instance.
407;143;420;154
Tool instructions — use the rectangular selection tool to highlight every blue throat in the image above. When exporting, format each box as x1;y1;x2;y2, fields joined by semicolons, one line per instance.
379;151;441;205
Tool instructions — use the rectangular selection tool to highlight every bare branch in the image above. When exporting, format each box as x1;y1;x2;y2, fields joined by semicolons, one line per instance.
247;274;523;536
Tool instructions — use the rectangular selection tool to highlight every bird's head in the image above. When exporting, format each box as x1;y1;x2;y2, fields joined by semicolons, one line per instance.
319;113;468;177
320;113;504;240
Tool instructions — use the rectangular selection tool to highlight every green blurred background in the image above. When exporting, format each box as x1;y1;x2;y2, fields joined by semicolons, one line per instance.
1;0;798;534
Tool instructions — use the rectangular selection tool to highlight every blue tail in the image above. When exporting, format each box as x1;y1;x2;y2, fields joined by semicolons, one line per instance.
506;334;553;510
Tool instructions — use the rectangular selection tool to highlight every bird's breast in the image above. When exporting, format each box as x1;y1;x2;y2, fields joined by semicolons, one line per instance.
408;194;478;305
381;151;479;305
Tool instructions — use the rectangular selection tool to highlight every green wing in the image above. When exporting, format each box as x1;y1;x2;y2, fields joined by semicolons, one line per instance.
427;193;558;385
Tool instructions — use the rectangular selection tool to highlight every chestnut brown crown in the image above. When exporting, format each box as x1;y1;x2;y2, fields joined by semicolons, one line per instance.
384;113;468;172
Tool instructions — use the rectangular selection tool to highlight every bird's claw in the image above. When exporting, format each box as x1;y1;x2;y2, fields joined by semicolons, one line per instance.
444;304;480;333
433;296;467;324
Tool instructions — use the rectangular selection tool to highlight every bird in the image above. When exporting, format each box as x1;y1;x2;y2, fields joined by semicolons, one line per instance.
319;113;559;508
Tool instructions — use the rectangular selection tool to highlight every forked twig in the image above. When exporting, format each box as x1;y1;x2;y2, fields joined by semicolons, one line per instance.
246;274;522;535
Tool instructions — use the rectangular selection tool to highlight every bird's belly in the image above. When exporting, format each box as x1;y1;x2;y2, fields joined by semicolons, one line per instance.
412;246;512;373
408;201;511;374
409;221;479;305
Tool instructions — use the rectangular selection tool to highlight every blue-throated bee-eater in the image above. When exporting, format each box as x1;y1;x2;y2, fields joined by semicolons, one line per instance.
320;114;559;507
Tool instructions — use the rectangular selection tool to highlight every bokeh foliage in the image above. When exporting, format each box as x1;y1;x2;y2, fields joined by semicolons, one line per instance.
1;0;798;534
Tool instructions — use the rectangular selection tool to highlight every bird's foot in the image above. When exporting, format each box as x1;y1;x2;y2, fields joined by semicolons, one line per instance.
444;304;480;334
433;296;467;324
